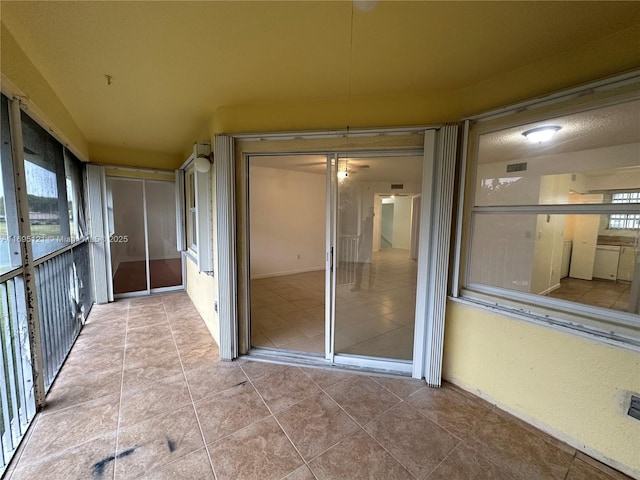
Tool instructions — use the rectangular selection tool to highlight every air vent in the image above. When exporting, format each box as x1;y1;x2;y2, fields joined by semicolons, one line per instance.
390;184;404;190
507;162;527;173
628;395;640;421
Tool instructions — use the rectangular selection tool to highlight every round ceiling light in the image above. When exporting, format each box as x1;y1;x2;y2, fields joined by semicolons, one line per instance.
522;125;561;143
194;154;211;173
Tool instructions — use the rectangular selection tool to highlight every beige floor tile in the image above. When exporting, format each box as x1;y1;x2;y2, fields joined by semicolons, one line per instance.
10;432;117;480
124;341;178;363
208;417;303;480
251;366;322;413
122;351;183;391
18;393;119;464
369;374;424;399
301;366;358;389
141;448;215;480
195;381;270;445
240;359;290;381
571;453;633;480
276;392;359;461
115;405;204;479
178;343;220;370
407;384;493;439
308;430;413;480
119;373;191;427
283;465;317;480
264;326;307;348
566;458;624;480
44;369;122;412
464;410;574;480
184;362;248;401
325;375;400;426
426;443;514;480
364;402;458;478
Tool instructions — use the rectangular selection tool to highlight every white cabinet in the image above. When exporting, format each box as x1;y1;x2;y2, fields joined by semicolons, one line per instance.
617;246;637;282
593;245;620;280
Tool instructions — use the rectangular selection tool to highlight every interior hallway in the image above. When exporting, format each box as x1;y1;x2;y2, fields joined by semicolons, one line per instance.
4;293;628;480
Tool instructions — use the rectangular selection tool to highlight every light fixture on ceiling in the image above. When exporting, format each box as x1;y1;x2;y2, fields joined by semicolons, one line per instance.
194;153;212;173
522;125;561;143
337;159;349;179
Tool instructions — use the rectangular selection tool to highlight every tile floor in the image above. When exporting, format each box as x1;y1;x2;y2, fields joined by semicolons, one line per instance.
549;277;630;312
251;248;416;360
4;292;631;480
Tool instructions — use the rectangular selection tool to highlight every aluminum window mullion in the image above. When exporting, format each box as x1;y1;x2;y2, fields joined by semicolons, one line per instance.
6;280;27;431
0;284;19;446
472;203;640;215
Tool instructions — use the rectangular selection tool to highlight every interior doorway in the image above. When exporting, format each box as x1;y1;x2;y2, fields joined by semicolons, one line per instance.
247;149;426;371
106;176;183;297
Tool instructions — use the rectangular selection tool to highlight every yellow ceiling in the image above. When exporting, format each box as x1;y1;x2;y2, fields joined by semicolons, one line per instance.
1;1;639;164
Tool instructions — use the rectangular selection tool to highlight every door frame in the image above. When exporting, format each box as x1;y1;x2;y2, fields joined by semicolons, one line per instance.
104;174;185;299
236;127;447;378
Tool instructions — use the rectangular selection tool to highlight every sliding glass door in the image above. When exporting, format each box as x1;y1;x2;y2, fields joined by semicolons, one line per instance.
248;155;328;354
247;148;428;372
332;154;423;363
106;177;182;297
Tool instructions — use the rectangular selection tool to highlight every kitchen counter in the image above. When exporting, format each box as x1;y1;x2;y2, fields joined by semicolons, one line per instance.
597;235;637;247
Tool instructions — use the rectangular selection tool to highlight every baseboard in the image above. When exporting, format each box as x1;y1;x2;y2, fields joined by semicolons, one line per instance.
250;266;324;280
538;283;561;296
444;376;638;479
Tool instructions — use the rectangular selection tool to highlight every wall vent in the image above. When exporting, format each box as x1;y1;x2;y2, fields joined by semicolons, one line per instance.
628;395;640;421
506;162;527;173
390;184;404;190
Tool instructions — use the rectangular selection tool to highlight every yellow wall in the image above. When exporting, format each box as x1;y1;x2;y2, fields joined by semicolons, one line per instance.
185;255;219;346
89;143;183;170
3;9;639;475
185;164;219;346
0;24;88;160
443;301;640;477
212;24;640;134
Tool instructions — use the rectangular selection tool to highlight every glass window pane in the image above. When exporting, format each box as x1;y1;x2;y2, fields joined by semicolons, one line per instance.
20;113;71;258
64;150;85;240
469;213;640;315
0;95;21;273
146;181;181;289
475;99;640;207
107;178;147;294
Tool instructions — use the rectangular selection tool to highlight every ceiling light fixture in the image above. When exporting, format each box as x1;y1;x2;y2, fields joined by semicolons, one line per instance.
522;125;561;143
195;153;212;173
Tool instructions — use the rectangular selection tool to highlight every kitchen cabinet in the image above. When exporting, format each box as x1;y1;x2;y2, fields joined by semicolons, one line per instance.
593;245;620;280
617;246;637;282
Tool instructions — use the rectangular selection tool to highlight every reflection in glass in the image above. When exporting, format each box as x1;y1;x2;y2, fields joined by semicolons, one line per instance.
146;181;181;289
335;155;423;361
248;155;327;354
21;112;71;259
475;99;640;208
469;213;640;315
0;94;21;274
108;178;147;294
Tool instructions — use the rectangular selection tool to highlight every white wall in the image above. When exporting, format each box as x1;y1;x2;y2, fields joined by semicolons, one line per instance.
110;179;146;267
473;142;640;294
249;166;326;278
391;196;412;249
145;181;181;261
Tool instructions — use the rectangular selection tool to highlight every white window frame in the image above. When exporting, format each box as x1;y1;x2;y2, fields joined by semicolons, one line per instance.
178;144;214;275
609;192;640;229
452;71;640;351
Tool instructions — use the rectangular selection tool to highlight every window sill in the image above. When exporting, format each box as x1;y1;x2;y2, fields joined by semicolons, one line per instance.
449;292;640;353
